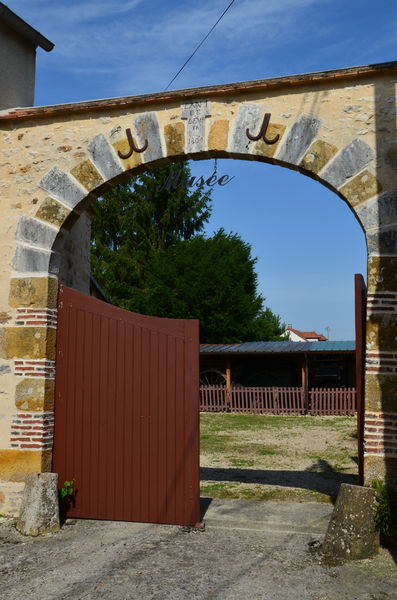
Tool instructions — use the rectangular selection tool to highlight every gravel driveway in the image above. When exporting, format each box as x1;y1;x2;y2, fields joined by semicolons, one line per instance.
1;499;396;600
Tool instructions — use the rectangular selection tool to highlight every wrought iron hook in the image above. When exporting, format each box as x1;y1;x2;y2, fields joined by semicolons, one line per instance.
246;113;280;145
117;128;148;159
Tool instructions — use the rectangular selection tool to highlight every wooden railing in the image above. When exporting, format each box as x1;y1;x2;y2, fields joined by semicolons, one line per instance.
200;385;356;416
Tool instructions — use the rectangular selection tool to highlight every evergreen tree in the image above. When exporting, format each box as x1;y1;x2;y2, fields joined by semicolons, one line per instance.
91;163;285;341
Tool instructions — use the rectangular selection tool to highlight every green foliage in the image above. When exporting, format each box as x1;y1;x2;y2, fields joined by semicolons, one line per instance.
91;163;284;342
91;163;212;309
139;228;284;342
59;479;76;501
372;480;397;537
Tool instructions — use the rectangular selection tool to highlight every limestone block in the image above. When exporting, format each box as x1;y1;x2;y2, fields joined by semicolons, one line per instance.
12;245;60;275
366;374;397;412
164;122;185;156
366;313;397;351
15;378;55;411
367;256;397;293
254;123;285;159
40;167;87;209
322;139;375;189
0;449;52;482
229;103;261;155
321;483;379;560
364;455;397;489
277;115;320;165
367;226;397;256
9;277;58;308
87;133;123;181
300;140;338;174
16;473;60;536
208;120;229;152
70;160;104;192
112;137;142;171
134;112;164;163
0;326;56;359
15;217;58;250
340;171;382;208
35;197;71;228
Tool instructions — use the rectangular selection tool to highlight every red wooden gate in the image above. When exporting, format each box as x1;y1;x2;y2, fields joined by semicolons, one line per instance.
52;285;200;526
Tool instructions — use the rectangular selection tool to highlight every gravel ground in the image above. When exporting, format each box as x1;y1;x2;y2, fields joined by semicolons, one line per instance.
1;499;396;600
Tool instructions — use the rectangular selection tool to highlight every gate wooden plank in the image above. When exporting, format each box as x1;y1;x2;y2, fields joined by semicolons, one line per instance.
53;285;200;526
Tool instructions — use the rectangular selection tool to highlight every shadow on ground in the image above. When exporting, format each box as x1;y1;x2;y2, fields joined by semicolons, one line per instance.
201;459;357;497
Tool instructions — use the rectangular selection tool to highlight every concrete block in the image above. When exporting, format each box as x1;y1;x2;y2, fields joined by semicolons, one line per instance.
16;473;60;536
322;483;379;560
40;167;86;209
88;134;123;181
322;139;375;189
277;115;320;165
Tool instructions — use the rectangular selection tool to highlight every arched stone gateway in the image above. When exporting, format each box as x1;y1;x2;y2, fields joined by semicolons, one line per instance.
1;61;397;515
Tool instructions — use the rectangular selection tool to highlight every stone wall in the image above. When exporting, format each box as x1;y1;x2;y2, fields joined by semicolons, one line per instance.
0;63;397;514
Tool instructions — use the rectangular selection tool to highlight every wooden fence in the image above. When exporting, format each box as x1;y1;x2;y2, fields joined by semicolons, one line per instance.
200;385;356;416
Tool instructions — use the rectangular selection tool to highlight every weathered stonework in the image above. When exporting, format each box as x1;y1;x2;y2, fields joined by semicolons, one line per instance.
70;160;104;192
9;277;58;308
0;449;51;481
35;197;71;228
1;62;397;516
254;123;285;159
367;256;397;293
15;379;55;411
164;122;185;156
0;327;56;360
300;140;338;174
208;120;229;152
340;170;382;207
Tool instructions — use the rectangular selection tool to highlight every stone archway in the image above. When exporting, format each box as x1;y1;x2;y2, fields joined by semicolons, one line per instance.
1;61;397;515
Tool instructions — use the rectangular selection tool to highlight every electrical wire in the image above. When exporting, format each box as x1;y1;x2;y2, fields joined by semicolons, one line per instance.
164;0;237;91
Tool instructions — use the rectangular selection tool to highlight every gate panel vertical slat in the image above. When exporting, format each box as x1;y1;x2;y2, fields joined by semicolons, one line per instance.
123;322;134;521
174;337;186;523
166;335;177;524
157;332;168;524
184;321;200;525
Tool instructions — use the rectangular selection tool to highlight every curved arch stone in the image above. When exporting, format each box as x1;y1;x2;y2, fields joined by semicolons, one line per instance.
321;139;375;189
40;167;87;209
87;134;123;180
276;114;321;165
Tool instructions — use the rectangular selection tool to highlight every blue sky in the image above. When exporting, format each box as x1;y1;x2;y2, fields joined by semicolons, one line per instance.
9;0;397;338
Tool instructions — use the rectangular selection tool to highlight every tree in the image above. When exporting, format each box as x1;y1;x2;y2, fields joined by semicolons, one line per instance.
138;229;285;343
91;162;285;342
91;162;212;310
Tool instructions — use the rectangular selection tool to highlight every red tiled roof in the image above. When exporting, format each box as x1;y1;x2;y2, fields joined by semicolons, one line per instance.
286;327;327;341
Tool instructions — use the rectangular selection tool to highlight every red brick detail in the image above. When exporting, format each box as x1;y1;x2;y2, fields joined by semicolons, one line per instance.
364;411;397;456
14;359;56;379
15;308;57;328
10;411;54;450
367;292;397;315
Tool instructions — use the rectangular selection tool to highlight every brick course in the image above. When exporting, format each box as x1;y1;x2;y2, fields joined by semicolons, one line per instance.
10;411;54;450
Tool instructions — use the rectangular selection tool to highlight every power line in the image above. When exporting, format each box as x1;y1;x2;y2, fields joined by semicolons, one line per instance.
164;0;237;91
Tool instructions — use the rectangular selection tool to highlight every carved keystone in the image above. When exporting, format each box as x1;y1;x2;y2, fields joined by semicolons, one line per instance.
321;483;379;560
16;472;60;536
181;101;211;154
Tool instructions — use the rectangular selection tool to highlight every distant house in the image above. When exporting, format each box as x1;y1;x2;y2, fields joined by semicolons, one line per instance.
285;325;327;342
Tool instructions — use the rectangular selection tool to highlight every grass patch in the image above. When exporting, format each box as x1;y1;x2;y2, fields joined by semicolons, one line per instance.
200;482;332;503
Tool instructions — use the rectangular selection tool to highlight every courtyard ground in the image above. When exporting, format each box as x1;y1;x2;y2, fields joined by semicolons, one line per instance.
200;413;358;503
